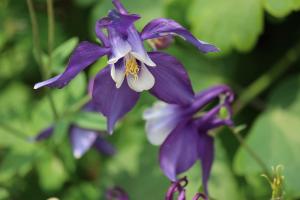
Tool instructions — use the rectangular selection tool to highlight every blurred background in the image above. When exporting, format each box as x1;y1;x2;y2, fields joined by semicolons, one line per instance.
1;0;300;199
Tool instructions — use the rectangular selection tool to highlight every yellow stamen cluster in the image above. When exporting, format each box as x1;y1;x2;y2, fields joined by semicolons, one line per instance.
125;55;139;80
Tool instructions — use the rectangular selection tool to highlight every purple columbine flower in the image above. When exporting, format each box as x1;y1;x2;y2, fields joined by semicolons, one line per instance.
166;177;208;200
34;0;219;133
143;85;234;195
35;120;115;159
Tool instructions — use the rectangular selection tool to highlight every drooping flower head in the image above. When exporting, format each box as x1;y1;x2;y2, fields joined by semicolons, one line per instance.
35;123;115;159
34;0;219;134
143;85;234;195
34;79;115;158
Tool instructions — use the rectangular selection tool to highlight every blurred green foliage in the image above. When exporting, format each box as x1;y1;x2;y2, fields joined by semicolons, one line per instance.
1;0;300;199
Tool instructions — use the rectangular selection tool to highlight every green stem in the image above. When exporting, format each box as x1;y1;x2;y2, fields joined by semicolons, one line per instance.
47;0;55;77
27;0;59;119
0;122;28;141
26;0;43;68
64;95;91;117
230;128;271;178
229;41;300;179
234;40;300;114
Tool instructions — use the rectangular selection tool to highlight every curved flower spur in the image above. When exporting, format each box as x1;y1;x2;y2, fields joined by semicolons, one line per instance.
34;0;219;133
143;85;234;195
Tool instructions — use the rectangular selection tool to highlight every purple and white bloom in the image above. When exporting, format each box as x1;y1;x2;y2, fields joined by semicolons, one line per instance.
143;85;234;195
35;122;115;159
34;0;219;133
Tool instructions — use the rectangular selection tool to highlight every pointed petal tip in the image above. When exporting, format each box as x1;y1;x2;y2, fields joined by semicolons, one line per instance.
73;151;83;159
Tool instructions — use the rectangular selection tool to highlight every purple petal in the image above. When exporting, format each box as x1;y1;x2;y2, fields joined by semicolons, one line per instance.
70;126;98;159
93;136;116;156
107;27;131;64
34;42;110;89
112;0;128;14
197;133;214;195
108;10;140;37
148;52;195;105
159;121;198;181
92;66;140;134
141;18;219;53
95;17;111;47
34;126;54;141
187;85;234;114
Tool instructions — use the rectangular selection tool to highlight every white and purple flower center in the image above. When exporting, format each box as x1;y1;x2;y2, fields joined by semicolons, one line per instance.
109;50;156;92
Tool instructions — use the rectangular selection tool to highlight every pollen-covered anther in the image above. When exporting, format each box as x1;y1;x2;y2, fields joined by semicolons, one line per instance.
125;55;139;80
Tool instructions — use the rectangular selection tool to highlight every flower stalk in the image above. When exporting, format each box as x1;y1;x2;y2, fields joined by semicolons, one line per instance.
234;39;300;114
27;0;59;119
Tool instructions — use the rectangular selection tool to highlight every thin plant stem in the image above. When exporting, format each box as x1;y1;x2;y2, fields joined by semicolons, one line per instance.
0;122;28;141
234;40;300;114
229;40;300;178
47;0;55;76
64;95;91;117
229;128;271;178
27;0;59;119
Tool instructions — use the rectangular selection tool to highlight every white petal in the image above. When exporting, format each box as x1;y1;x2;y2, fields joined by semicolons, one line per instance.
110;64;125;88
107;28;131;64
131;51;156;67
126;64;155;92
126;27;156;67
143;102;181;145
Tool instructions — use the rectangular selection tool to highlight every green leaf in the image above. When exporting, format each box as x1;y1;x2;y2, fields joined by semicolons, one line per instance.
0;39;30;79
52;37;79;73
0;83;31;122
73;112;106;131
51;119;70;145
187;0;263;54
62;182;100;200
234;75;300;198
52;73;87;112
0;151;36;184
36;151;68;191
0;187;9;199
263;0;300;18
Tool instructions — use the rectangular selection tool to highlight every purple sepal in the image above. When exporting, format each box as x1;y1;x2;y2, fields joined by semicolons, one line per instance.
141;18;219;53
197;133;214;195
112;0;128;14
92;66;139;134
93;136;116;156
34;126;54;141
108;10;140;37
106;186;129;200
159;121;198;181
34;42;110;89
70;126;98;159
148;52;195;105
